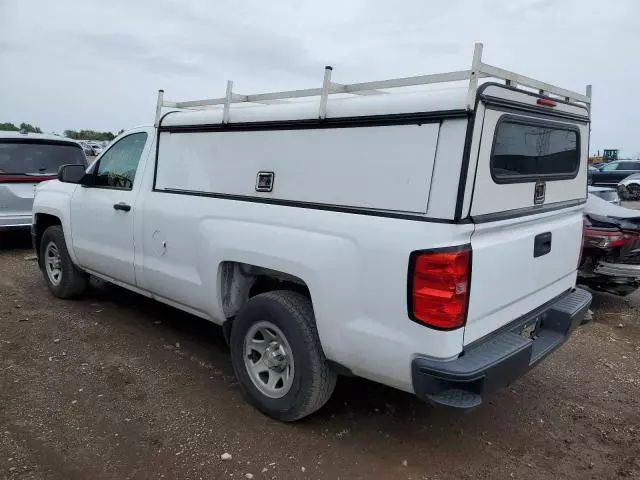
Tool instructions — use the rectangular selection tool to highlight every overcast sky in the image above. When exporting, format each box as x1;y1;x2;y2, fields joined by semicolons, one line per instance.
1;0;638;155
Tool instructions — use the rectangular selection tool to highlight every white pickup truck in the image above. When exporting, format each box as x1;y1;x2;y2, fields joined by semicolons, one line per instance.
33;44;592;421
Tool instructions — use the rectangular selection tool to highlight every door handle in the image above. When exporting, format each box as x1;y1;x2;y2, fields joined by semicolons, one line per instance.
533;232;552;258
113;202;131;212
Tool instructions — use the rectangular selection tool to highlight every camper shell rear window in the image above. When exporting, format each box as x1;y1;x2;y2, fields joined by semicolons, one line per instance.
490;115;580;184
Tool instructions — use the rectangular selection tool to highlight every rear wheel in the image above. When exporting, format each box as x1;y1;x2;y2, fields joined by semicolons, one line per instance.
230;291;337;422
627;183;640;200
40;226;88;299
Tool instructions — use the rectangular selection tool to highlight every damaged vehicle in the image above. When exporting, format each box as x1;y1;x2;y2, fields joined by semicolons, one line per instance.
588;185;620;205
579;194;640;295
617;172;640;201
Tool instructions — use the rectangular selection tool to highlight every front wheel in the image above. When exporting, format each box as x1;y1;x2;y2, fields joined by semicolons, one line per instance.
40;225;88;299
230;291;337;422
627;183;640;201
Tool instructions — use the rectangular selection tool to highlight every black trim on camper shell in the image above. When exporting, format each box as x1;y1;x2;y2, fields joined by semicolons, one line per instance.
471;198;586;224
151;187;470;224
157;109;469;133
453;109;478;221
480;96;590;123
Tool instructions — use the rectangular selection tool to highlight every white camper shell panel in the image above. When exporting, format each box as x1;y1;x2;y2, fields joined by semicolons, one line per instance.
156;123;441;213
470;109;589;217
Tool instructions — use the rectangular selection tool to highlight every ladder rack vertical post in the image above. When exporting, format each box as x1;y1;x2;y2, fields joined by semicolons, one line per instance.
155;89;164;127
467;43;483;111
586;84;592;114
318;66;333;120
223;80;233;124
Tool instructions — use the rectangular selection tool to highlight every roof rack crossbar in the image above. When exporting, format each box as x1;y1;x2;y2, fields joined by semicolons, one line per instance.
155;43;591;126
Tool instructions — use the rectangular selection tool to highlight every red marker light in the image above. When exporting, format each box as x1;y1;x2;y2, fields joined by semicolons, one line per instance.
536;98;557;107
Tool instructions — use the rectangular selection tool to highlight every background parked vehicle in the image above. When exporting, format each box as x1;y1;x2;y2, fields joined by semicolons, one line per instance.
589;159;640;186
0;132;86;231
617;172;640;200
88;143;103;156
579;194;640;296
588;185;620;205
80;142;96;157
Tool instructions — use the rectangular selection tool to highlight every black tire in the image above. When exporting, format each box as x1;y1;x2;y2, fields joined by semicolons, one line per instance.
617;185;630;201
627;183;640;201
40;225;88;299
230;290;337;422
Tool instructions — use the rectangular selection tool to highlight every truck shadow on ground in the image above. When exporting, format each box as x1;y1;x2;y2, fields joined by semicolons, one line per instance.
80;280;506;466
84;277;450;422
85;278;512;431
0;230;31;250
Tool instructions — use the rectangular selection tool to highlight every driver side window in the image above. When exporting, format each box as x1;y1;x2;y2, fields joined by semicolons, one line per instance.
95;133;147;190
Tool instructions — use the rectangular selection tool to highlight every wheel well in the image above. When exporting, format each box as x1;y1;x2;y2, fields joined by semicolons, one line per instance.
219;261;311;322
33;214;62;265
248;275;310;299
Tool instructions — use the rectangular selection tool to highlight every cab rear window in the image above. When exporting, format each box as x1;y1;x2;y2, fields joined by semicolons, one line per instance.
491;117;580;183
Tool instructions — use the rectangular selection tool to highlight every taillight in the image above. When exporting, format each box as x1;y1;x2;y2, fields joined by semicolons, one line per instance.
408;246;471;330
583;226;627;248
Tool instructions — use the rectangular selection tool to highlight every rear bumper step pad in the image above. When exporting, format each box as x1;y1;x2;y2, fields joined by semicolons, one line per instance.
411;287;592;409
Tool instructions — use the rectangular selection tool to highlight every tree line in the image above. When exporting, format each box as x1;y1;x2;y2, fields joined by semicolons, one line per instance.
0;122;123;141
63;129;124;141
0;122;42;133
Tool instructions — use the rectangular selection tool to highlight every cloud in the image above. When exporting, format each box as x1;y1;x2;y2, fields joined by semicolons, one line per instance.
67;33;207;75
0;0;638;155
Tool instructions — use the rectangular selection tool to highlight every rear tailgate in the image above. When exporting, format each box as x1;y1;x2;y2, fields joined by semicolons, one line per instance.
0;178;44;215
0;139;86;218
464;86;589;344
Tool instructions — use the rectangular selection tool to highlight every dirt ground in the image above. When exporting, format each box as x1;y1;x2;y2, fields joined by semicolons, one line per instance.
1;231;639;480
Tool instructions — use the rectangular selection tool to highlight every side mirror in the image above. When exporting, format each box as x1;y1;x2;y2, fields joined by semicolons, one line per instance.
57;164;87;184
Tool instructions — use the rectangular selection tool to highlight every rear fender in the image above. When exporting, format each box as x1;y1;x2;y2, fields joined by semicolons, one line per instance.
196;218;359;362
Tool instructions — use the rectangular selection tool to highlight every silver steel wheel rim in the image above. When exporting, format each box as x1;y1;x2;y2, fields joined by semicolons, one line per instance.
243;321;295;399
45;241;62;286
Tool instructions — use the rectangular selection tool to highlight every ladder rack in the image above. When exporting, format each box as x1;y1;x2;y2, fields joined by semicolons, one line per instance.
155;43;592;126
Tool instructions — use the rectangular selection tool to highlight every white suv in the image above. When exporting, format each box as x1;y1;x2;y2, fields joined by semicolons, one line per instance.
0;132;86;231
